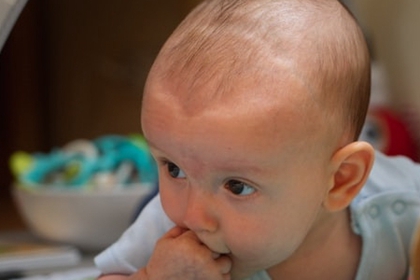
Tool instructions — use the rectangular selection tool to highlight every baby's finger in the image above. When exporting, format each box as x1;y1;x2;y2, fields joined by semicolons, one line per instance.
215;254;232;275
162;226;187;239
178;228;202;242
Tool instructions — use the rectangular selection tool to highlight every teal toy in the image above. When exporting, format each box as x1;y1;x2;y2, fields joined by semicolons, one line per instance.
9;135;158;189
10;139;98;188
93;134;158;184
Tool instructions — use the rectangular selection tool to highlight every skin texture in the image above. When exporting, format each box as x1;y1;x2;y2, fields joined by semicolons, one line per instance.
98;0;374;279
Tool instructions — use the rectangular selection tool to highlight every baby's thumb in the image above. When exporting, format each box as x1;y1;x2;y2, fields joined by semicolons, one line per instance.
163;226;188;239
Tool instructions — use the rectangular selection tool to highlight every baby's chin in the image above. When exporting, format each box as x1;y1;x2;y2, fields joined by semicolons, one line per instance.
231;268;257;280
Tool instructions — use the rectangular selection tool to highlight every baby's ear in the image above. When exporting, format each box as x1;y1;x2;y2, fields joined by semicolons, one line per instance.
323;141;375;212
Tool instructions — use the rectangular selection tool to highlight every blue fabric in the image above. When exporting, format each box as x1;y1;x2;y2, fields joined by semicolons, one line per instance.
131;183;159;223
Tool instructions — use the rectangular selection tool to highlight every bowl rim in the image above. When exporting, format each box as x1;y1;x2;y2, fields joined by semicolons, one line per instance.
12;183;156;197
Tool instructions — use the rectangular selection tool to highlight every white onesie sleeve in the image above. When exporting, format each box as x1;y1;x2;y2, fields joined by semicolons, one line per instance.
94;194;174;275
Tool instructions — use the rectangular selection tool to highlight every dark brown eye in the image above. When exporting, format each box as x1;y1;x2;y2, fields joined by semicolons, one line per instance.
225;180;255;196
167;162;186;178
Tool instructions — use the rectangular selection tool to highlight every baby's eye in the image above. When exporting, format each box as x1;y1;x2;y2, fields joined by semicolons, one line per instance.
225;179;256;196
167;162;186;178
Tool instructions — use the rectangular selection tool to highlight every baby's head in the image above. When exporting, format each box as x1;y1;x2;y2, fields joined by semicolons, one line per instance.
141;0;374;278
145;0;370;144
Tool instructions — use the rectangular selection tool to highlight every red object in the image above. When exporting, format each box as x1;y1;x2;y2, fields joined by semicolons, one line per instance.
361;107;418;161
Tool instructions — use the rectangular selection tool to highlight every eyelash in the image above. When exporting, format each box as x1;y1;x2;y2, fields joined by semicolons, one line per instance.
160;160;257;197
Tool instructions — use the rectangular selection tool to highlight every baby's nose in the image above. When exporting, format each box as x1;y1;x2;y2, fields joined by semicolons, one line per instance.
182;188;218;233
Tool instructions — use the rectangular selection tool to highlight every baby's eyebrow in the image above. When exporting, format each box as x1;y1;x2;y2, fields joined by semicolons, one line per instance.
142;128;269;174
211;159;266;175
141;134;160;151
145;142;163;156
141;139;162;157
144;138;155;149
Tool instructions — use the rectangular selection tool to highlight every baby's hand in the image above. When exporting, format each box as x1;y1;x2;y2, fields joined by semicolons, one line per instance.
142;226;232;280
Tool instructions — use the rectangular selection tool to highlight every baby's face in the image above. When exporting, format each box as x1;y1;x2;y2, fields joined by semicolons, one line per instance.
141;71;336;278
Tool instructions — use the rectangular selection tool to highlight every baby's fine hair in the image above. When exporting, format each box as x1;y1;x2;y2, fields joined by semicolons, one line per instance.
153;0;371;141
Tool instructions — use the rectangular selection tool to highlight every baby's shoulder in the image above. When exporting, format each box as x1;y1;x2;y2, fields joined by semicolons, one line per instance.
350;151;420;237
351;151;420;236
358;151;420;199
350;152;420;278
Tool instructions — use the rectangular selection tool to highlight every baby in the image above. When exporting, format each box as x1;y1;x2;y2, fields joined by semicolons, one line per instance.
95;0;420;279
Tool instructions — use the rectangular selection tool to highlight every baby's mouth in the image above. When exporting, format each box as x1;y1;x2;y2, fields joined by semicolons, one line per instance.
211;252;223;259
197;236;231;256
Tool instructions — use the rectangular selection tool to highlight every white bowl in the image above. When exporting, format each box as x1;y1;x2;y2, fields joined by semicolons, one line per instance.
13;184;155;252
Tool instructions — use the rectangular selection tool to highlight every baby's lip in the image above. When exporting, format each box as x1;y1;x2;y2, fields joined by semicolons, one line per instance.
197;236;230;255
211;252;222;259
189;229;231;255
211;250;233;261
207;244;231;256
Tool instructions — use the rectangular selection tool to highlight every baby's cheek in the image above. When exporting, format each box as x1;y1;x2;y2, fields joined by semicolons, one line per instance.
227;224;295;269
160;191;187;227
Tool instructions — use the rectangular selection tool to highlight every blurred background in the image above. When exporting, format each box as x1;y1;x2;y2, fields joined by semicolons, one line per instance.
0;0;201;230
0;0;419;230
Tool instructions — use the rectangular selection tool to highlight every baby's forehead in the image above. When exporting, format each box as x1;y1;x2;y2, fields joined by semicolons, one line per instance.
150;47;316;122
147;59;315;132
